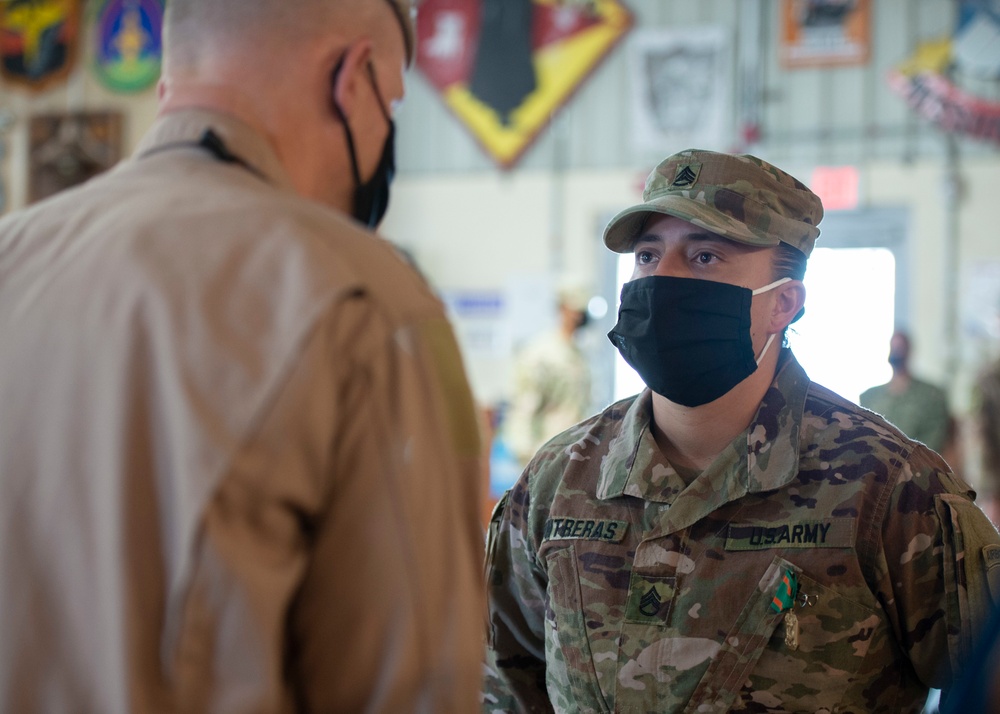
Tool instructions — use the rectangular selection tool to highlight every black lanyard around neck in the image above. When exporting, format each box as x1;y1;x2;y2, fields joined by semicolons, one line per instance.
140;128;268;183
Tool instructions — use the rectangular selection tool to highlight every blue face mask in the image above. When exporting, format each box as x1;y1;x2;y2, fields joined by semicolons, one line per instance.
608;275;789;407
331;60;395;228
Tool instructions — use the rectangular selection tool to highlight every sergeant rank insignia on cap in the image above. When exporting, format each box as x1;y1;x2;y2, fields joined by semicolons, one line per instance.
670;164;699;188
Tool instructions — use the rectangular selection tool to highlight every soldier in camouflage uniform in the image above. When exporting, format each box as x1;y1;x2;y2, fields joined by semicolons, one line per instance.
482;149;1000;713
505;283;594;467
860;330;952;455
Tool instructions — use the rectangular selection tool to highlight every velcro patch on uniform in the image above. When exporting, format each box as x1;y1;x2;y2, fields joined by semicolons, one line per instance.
984;545;1000;602
625;571;675;625
725;519;854;551
670;163;701;189
984;544;1000;570
542;517;628;543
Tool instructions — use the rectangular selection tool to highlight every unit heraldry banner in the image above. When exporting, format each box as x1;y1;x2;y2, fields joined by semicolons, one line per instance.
627;26;733;155
416;0;633;169
0;0;82;91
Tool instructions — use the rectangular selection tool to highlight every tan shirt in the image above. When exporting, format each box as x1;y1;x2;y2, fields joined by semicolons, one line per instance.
0;109;484;713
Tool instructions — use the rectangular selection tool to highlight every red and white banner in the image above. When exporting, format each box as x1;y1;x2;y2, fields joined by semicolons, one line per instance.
416;0;633;169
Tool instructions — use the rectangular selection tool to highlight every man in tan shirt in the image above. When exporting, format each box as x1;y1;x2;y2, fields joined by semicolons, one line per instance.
0;1;485;711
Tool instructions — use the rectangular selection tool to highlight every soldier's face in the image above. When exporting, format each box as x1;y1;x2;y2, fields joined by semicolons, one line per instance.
631;214;776;289
630;213;780;358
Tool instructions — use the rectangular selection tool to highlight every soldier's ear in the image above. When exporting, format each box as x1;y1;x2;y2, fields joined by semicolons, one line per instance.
328;39;373;122
769;280;806;332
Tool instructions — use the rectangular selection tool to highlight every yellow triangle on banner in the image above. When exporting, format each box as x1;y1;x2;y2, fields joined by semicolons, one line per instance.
893;37;952;77
442;0;631;167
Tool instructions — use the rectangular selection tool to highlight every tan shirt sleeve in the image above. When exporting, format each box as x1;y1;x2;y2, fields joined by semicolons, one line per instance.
171;291;485;713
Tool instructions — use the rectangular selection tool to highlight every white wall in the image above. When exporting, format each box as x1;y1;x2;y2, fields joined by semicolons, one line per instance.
380;168;641;404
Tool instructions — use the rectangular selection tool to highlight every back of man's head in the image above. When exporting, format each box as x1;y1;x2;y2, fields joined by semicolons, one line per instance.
158;0;414;210
163;0;413;75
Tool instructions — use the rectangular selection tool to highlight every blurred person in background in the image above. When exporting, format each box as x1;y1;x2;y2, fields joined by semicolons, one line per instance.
861;330;955;460
483;149;1000;713
0;1;485;711
503;281;594;467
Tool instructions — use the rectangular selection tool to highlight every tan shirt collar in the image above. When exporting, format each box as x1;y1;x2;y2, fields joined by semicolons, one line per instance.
131;109;296;193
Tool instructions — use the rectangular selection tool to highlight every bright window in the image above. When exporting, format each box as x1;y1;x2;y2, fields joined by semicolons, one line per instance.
787;247;896;403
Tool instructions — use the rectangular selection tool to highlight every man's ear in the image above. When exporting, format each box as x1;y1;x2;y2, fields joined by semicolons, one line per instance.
770;280;806;332
329;39;373;121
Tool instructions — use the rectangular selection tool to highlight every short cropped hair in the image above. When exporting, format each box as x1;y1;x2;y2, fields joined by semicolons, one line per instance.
163;0;365;66
772;241;808;328
772;241;808;283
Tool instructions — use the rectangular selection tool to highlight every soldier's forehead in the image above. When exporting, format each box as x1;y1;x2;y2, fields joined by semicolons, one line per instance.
633;225;753;251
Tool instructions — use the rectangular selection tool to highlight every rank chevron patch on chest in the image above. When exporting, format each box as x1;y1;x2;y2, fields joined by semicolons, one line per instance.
638;586;662;617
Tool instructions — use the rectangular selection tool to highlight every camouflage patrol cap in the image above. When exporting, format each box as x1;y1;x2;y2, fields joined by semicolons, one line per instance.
384;0;416;65
604;149;824;257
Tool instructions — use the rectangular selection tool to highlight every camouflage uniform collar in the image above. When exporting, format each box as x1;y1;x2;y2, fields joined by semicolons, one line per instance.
597;350;808;506
746;349;809;492
595;390;662;501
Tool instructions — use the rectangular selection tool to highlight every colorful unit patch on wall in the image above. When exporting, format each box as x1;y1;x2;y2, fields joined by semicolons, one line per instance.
416;0;633;169
0;0;82;91
92;0;163;93
886;1;1000;146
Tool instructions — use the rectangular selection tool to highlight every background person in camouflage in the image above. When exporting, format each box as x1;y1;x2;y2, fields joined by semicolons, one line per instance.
504;280;594;467
861;330;953;456
482;149;1000;713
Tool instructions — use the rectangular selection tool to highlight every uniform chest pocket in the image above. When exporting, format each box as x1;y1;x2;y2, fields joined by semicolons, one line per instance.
740;570;881;712
543;545;610;713
684;556;881;714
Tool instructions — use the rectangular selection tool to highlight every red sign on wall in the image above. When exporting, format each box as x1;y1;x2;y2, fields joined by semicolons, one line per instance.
416;0;633;169
811;165;859;211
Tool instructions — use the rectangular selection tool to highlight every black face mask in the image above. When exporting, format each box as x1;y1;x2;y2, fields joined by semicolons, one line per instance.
331;60;396;228
607;275;787;407
888;352;907;369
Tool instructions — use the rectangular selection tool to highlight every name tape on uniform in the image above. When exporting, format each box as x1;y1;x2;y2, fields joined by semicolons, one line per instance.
725;518;854;550
542;517;628;543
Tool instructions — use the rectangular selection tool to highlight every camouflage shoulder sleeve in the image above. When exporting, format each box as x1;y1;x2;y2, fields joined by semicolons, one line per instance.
877;444;1000;689
482;472;553;714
